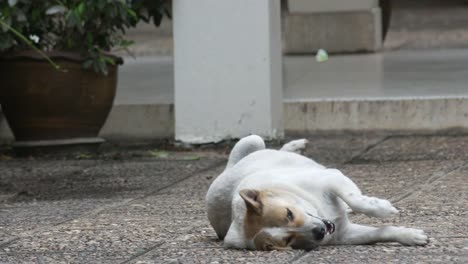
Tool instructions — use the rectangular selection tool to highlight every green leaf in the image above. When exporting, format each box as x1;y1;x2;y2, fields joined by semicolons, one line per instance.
126;8;137;19
0;34;14;50
0;16;12;32
45;5;67;15
82;59;93;69
76;153;92;159
97;58;108;75
119;39;134;48
102;56;116;65
77;2;86;16
16;10;26;21
8;0;17;7
315;49;329;63
0;154;12;161
148;150;169;158
182;154;200;161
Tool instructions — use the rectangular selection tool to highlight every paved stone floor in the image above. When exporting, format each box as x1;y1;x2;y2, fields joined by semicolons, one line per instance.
0;134;467;263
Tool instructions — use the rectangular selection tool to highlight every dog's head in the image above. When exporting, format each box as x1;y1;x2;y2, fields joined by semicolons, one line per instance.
239;189;335;251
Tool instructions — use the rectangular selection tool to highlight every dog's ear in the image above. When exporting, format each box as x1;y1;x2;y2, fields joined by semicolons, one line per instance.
239;189;262;214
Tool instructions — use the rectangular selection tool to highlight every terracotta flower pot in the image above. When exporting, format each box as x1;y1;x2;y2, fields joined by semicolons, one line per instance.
0;51;122;150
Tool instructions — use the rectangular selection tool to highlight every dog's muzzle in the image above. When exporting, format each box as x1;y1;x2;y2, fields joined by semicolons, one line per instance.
307;213;335;235
322;219;335;234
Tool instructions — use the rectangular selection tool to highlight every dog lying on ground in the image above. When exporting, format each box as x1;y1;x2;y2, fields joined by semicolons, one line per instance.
206;135;429;250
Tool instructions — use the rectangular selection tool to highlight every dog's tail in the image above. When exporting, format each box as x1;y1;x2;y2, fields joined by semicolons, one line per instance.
226;135;265;169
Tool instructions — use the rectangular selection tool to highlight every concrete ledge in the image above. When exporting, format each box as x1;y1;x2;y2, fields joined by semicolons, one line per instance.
3;97;468;143
100;104;174;141
0;104;174;144
284;97;468;133
282;8;382;54
287;0;378;13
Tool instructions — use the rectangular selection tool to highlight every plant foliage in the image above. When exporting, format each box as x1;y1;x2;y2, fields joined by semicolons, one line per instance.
0;0;170;74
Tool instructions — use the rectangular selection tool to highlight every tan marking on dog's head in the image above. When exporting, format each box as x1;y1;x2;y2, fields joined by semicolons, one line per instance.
239;189;306;243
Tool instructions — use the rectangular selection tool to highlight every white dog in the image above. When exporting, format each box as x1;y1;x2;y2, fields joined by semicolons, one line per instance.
206;135;429;250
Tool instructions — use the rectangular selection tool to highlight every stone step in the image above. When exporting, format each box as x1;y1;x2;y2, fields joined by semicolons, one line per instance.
2;49;468;143
2;96;467;143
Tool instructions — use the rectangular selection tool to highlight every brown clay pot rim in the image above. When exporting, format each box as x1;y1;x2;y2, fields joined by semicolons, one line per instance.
0;50;123;65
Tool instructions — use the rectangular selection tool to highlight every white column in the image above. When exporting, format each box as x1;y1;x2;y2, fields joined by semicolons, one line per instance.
173;0;283;144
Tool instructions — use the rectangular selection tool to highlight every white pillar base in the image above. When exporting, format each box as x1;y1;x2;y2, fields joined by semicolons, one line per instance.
173;0;284;144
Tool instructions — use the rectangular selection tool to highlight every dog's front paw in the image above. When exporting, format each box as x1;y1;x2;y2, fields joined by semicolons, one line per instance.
360;196;398;218
396;228;429;246
280;139;309;154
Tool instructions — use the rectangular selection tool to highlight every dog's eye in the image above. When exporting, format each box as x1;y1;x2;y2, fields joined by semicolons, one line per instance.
286;208;294;221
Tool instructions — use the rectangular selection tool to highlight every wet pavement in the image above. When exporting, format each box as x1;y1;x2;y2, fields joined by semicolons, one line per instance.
0;134;467;263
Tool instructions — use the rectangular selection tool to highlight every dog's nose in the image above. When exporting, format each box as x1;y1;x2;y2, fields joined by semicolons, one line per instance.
312;227;326;240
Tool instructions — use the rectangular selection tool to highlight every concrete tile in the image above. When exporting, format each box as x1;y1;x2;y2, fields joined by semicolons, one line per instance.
60;214;211;242
0;231;15;246
396;203;466;237
0;160;95;199
157;165;224;196
95;192;207;218
347;202;466;238
75;159;222;199
0;160;102;201
0;253;65;264
401;167;468;205
391;168;468;237
0;158;223;201
358;136;468;162
338;160;463;200
0;251;134;264
130;247;303;264
2;226;163;263
294;238;467;264
344;167;467;239
297;135;385;166
0;199;123;235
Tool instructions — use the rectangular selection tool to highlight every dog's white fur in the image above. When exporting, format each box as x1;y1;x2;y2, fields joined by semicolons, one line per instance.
206;135;429;250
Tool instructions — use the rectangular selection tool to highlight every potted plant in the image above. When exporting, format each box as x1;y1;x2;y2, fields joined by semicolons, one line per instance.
0;0;170;150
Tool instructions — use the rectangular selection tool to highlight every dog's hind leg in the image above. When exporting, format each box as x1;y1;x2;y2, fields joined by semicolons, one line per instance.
326;169;398;218
336;223;428;246
280;139;308;155
226;135;265;168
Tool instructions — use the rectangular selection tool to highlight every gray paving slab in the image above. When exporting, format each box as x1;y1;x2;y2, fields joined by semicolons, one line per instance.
0;217;165;264
0;251;142;264
296;134;385;166
344;163;466;236
130;247;303;264
357;135;468;162
294;238;467;264
0;160;101;201
0;199;126;235
0;231;14;247
3;226;162;253
393;168;468;238
0;157;223;201
338;160;463;200
404;164;468;202
156;165;224;196
0;136;466;263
